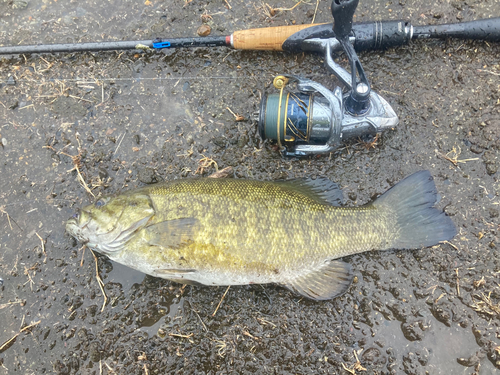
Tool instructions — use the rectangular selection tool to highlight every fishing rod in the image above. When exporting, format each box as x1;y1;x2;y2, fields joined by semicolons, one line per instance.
0;16;499;55
1;1;499;156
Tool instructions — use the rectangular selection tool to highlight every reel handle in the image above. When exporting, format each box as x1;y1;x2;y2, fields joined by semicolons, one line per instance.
330;0;371;115
331;0;359;38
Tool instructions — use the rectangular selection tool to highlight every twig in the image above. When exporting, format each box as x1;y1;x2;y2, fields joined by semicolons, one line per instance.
212;286;231;316
0;320;41;352
91;249;108;312
455;268;460;296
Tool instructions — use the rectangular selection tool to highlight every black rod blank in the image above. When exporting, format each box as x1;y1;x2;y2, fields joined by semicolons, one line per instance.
0;36;229;55
413;17;500;42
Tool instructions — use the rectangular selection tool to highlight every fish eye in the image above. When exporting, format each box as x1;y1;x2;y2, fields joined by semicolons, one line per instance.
95;198;107;208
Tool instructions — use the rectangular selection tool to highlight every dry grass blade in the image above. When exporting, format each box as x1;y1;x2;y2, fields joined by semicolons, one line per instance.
341;350;367;374
35;232;47;258
196;155;218;175
312;0;320;23
0;301;23;311
226;107;245;121
436;146;479;167
80;245;86;267
91;249;108;312
0;205;13;230
242;330;259;340
60;149;95;198
104;362;117;374
212;285;231;316
471;291;500;316
169;333;194;339
208;166;233;179
255;1;305;18
0;320;41;353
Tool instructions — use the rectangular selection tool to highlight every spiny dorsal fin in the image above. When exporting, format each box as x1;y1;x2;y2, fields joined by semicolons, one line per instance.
276;177;343;206
281;260;353;300
144;217;199;248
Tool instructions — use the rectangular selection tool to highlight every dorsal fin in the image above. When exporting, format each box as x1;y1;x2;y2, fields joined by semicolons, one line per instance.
276;177;343;206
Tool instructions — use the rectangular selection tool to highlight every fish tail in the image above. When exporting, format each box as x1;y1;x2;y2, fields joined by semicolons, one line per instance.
373;170;456;249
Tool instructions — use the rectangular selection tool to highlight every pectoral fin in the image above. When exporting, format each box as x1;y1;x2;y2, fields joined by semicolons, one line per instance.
144;217;198;248
281;260;353;301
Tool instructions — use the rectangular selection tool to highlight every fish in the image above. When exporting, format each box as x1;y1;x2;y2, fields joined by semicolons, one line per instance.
65;170;456;301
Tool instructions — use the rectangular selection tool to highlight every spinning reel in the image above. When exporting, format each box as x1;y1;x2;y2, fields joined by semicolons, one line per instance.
258;0;399;156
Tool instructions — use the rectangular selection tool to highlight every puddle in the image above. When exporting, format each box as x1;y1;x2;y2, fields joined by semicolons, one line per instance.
105;260;147;291
371;314;496;374
137;295;184;338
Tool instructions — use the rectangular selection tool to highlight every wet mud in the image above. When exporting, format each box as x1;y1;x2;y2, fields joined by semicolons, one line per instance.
0;0;499;374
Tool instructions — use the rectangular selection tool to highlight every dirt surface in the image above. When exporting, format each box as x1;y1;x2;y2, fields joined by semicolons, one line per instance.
1;0;499;374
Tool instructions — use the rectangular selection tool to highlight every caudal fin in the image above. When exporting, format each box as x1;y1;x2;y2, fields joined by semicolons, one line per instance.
374;170;456;249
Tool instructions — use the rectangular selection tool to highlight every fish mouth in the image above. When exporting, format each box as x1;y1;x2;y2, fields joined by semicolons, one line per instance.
65;217;90;245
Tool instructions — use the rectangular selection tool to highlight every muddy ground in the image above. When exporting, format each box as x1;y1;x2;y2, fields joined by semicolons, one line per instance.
0;0;499;374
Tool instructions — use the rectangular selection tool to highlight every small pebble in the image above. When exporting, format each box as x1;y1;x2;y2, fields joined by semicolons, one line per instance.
0;277;4;286
197;24;211;36
12;0;28;9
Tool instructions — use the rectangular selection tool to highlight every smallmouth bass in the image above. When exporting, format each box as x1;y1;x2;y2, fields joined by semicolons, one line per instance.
66;170;456;300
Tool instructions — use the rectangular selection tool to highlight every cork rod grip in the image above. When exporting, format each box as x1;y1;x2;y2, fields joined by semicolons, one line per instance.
232;24;320;50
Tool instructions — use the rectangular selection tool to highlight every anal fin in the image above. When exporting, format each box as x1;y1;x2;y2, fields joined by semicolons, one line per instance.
281;260;353;301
